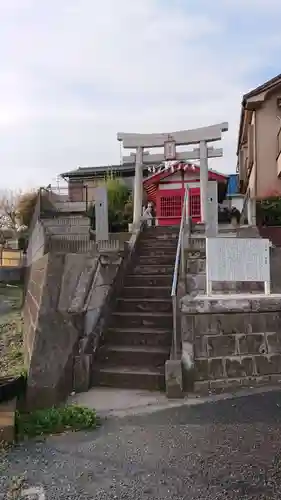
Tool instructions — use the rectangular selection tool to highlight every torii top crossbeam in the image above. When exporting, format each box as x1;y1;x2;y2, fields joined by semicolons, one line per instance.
117;123;228;149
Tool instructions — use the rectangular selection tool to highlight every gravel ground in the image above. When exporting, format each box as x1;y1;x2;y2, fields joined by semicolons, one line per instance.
2;389;281;499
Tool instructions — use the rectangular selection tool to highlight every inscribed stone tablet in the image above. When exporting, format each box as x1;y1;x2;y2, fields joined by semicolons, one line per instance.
206;238;270;282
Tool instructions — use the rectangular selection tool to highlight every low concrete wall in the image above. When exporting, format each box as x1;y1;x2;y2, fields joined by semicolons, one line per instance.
0;266;24;284
58;253;99;313
26;219;46;267
73;252;124;392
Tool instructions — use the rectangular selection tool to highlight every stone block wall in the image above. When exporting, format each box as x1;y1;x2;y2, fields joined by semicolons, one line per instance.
181;295;281;393
24;254;48;366
23;253;81;410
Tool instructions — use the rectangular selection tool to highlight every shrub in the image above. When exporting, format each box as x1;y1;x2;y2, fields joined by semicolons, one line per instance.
256;196;281;226
89;173;133;232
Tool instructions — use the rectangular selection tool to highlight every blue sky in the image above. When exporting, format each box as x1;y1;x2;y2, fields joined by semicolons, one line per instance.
0;0;281;189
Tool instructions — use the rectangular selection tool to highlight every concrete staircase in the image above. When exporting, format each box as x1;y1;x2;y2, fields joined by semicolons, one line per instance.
92;226;178;391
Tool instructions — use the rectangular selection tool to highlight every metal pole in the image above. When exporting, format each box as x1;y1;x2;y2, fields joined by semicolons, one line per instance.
172;296;177;360
180;231;185;279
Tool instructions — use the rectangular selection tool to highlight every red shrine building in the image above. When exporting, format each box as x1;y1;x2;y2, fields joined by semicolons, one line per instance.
143;162;229;226
61;160;229;227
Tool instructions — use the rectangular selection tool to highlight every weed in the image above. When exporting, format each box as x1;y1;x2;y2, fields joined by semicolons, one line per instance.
15;405;98;439
0;285;24;378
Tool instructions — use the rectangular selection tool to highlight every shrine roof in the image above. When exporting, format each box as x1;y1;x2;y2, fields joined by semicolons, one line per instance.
143;162;228;188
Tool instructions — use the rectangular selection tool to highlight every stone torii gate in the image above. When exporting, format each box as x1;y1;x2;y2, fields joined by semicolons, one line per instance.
117;123;228;224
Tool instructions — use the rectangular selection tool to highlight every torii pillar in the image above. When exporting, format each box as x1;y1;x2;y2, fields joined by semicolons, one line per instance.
133;147;143;223
117;123;228;225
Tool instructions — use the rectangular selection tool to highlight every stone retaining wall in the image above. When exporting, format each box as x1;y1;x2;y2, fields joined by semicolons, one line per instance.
181;294;281;393
23;253;81;410
23;254;49;366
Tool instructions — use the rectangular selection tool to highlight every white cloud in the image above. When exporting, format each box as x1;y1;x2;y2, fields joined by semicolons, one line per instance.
0;0;280;189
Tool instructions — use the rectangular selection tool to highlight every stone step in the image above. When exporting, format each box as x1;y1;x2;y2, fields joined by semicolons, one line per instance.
104;327;171;347
124;275;172;287
122;286;171;299
140;235;178;243
97;344;169;367
139;240;178;249
115;298;172;314
132;265;174;275
109;312;173;329
137;255;176;266
144;226;179;232
138;248;177;257
92;365;165;391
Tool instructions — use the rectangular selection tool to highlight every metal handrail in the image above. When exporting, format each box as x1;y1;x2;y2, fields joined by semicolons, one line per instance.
171;187;189;360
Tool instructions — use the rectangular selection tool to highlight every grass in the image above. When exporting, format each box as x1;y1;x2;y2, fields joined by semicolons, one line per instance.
0;284;24;379
15;405;98;439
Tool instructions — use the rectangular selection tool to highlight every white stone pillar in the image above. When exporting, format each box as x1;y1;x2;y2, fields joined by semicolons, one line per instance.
247;197;256;225
199;140;208;223
133;146;143;224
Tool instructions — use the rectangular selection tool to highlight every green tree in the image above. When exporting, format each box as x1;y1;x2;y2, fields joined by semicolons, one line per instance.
89;173;133;232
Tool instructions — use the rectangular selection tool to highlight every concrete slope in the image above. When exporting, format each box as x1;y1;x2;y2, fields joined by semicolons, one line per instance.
58;254;98;313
